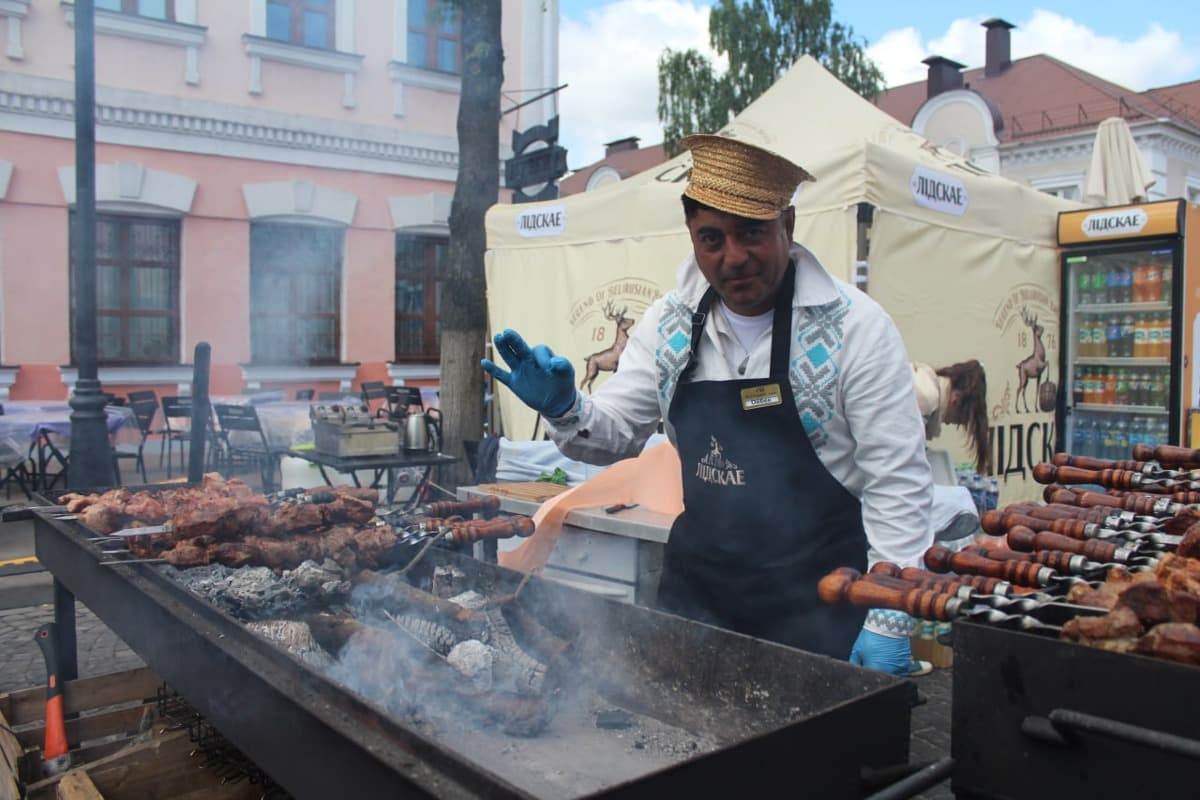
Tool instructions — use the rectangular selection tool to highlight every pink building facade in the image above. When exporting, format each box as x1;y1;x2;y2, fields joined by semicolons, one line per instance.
0;0;559;401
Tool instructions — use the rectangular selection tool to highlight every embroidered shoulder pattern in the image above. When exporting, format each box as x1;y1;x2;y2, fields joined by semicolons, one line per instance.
655;291;695;402
790;289;852;450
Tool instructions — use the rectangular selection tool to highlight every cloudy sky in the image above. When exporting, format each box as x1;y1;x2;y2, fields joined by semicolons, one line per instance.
552;1;1199;168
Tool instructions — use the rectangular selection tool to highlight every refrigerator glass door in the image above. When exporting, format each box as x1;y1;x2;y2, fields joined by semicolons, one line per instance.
1065;245;1174;460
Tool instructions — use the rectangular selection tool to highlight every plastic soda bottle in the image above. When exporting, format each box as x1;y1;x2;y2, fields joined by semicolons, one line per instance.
1114;420;1130;459
1077;265;1092;305
1073;366;1085;405
1104;369;1117;405
1161;314;1172;358
1118;263;1133;302
1145;263;1161;303
1114;369;1130;406
1106;267;1120;305
1133;314;1148;357
1106;315;1121;357
1161;264;1172;302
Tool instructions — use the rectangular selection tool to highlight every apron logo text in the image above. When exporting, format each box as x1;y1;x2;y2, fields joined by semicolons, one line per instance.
695;435;746;487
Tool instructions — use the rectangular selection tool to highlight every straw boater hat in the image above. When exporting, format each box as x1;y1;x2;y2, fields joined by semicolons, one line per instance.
681;133;814;220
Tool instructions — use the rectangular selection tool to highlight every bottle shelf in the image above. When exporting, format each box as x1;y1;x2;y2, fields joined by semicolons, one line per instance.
1074;357;1169;367
1074;301;1170;314
1073;403;1167;415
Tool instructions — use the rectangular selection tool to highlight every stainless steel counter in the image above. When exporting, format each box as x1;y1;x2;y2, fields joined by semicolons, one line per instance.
458;485;673;606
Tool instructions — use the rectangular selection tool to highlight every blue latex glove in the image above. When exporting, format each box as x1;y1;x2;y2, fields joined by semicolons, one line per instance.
849;627;913;675
481;329;578;418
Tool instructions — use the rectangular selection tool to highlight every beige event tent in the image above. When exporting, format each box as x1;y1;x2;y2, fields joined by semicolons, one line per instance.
485;56;1078;504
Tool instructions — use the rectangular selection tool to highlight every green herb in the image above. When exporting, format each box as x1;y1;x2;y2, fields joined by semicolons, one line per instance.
536;467;570;485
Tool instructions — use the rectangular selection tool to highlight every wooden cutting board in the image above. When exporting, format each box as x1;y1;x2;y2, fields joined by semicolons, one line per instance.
476;481;571;503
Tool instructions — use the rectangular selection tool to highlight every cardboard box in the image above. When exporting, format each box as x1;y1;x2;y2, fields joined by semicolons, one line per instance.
911;634;954;668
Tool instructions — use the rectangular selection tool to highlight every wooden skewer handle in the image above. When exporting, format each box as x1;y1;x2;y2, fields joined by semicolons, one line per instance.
870;563;1008;595
424;496;502;518
1144;445;1200;467
1051;453;1145;472
446;516;536;544
1044;486;1174;515
818;568;957;620
925;545;1048;586
1032;463;1143;490
981;510;1090;539
1006;526;1122;562
970;543;1079;573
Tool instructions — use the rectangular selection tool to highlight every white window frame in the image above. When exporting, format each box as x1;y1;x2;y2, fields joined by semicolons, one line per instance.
1186;174;1200;205
1030;173;1085;202
0;0;29;60
387;0;460;116
245;0;360;107
61;0;206;85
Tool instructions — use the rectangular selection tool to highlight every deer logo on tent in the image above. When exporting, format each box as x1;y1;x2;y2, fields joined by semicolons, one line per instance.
1015;306;1047;413
580;301;636;393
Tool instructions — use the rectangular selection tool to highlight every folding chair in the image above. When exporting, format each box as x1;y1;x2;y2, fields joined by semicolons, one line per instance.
159;396;193;478
295;389;315;401
111;397;158;486
0;437;33;500
33;427;70;492
213;404;282;493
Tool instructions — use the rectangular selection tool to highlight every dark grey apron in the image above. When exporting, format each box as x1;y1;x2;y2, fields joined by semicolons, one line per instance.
657;264;868;658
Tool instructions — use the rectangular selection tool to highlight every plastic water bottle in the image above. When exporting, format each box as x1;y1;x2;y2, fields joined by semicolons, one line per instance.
1079;419;1098;458
970;474;986;515
985;479;999;513
1113;420;1130;460
1072;420;1089;456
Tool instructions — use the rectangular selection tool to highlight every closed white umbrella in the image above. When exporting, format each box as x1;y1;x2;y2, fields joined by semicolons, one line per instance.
1084;117;1155;205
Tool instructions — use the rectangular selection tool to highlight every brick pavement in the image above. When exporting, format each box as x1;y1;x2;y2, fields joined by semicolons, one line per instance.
0;603;144;695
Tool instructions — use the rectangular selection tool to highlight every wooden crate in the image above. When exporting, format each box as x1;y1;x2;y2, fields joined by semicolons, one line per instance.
0;668;261;800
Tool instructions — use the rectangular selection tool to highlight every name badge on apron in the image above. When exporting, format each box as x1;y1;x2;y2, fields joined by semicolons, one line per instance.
740;383;783;411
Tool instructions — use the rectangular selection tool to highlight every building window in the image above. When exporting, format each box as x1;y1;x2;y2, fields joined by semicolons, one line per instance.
71;214;181;365
395;234;446;361
250;223;342;364
1187;184;1200;204
96;0;176;21
266;0;335;49
407;0;460;73
1039;185;1080;200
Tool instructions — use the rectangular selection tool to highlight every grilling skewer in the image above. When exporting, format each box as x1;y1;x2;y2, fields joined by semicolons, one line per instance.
1033;463;1200;493
868;562;1036;598
818;569;1067;634
865;570;1105;615
400;515;536;546
1131;443;1200;468
923;545;1093;589
980;509;1182;549
1050;452;1200;480
1043;484;1194;517
1004;526;1160;566
1007;501;1170;529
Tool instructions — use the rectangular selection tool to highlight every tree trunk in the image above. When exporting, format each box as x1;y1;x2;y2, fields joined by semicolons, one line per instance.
439;0;503;492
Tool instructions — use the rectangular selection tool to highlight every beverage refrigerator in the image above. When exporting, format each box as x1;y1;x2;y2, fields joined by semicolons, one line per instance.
1057;199;1200;458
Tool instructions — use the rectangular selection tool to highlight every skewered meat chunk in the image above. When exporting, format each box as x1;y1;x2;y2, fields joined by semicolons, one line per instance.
210;542;260;569
163;541;212;567
1115;581;1200;627
331;486;379;503
1177;523;1200;560
321;494;376;526
1062;606;1143;644
123;494;167;523
270;502;326;532
1132;623;1200;665
81;502;127;535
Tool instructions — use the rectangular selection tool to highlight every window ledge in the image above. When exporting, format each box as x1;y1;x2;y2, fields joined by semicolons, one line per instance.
241;363;361;391
387;61;461;93
59;365;198;394
243;34;363;74
387;363;441;383
62;3;207;48
0;1;30;19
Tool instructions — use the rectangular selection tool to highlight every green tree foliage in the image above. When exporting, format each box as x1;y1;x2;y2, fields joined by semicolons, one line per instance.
658;0;884;154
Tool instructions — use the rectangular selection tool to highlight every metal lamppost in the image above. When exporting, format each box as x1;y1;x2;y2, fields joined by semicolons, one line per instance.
67;0;113;489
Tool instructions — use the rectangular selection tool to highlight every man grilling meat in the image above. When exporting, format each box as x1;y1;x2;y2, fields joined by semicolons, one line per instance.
482;131;933;673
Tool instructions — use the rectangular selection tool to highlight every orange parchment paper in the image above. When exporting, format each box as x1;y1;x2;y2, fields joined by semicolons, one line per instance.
497;442;685;573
